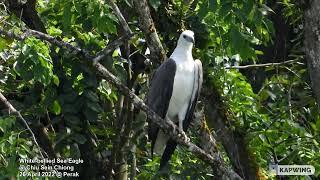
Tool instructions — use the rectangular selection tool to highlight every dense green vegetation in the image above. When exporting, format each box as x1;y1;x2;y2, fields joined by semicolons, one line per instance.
0;0;319;179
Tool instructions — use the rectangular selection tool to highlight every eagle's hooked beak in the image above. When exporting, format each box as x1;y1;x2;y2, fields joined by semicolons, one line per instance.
183;35;195;44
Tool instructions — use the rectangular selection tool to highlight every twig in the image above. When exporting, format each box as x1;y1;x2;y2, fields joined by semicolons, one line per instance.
0;92;45;159
93;35;132;64
225;59;301;69
0;28;242;179
190;0;200;11
288;83;293;121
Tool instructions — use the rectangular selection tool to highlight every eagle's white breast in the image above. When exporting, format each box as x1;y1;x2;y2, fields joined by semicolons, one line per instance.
166;59;195;122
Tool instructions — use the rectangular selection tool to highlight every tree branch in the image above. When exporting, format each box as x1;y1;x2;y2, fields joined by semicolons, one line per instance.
0;27;242;179
93;35;133;64
225;59;300;69
107;0;133;36
132;0;167;63
0;92;45;159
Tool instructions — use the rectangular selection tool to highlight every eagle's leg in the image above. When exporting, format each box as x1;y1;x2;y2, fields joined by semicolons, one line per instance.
178;119;190;142
179;119;183;132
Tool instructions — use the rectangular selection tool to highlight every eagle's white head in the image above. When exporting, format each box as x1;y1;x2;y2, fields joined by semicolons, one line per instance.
177;30;195;47
170;30;195;61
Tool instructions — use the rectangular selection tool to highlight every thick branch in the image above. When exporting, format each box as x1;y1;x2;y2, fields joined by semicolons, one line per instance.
226;59;300;69
0;28;242;179
132;0;166;63
0;92;45;159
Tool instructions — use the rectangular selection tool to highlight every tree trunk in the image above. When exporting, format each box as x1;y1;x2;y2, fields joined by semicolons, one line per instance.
204;84;259;180
304;0;320;108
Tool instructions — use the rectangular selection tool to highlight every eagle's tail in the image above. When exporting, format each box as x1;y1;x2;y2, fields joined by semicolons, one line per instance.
153;130;179;170
153;130;169;155
159;139;177;170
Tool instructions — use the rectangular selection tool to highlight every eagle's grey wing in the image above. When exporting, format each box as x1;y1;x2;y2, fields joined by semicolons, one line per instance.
183;59;203;129
160;59;203;169
146;58;176;156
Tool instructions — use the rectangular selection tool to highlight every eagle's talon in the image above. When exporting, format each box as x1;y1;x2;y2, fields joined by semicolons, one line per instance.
184;134;190;142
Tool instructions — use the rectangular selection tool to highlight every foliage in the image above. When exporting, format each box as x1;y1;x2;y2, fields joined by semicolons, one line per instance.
0;0;319;179
0;116;36;177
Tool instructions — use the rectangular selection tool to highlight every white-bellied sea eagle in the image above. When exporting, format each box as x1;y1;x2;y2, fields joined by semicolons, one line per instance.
147;30;203;169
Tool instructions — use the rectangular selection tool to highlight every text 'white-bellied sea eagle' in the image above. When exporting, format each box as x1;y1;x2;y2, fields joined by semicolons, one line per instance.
147;30;203;169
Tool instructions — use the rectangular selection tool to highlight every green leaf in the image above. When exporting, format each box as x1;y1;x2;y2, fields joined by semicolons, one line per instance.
72;134;87;144
209;0;218;10
84;90;99;102
64;114;81;127
230;27;245;54
149;0;161;11
219;2;232;18
63;1;72;33
70;143;81;158
84;107;98;121
0;116;15;133
198;1;209;19
17;149;28;159
53;75;60;86
0;37;8;50
87;101;103;113
51;100;61;115
48;26;63;36
15;38;53;86
63;103;80;113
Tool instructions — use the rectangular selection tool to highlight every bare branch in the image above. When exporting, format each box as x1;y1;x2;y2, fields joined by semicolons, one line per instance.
225;59;301;69
0;92;45;159
0;27;242;179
